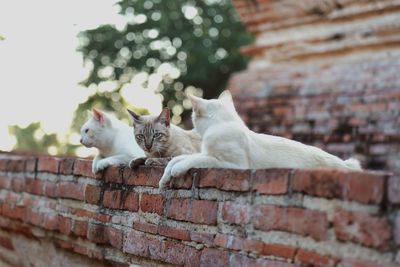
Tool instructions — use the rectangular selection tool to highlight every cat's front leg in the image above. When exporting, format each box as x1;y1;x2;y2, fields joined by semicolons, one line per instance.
92;155;103;173
145;157;172;166
129;157;147;168
159;155;188;189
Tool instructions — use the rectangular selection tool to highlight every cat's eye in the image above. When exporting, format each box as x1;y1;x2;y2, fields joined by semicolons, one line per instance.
154;133;162;138
85;129;89;133
136;134;144;140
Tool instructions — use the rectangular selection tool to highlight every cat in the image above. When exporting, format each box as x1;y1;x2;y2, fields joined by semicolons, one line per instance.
80;108;145;173
159;90;362;189
127;107;202;168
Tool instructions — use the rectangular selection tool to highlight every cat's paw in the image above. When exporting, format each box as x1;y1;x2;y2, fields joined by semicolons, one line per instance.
145;157;169;166
171;162;190;177
158;175;171;190
129;157;147;168
92;163;101;174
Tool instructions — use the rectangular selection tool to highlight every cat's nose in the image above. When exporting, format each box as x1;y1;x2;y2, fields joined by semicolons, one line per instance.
145;144;152;150
80;139;83;144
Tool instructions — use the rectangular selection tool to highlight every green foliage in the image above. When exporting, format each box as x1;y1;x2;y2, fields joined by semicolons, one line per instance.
77;0;252;124
8;122;79;155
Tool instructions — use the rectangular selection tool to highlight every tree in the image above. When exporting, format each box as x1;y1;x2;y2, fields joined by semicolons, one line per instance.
75;0;252;128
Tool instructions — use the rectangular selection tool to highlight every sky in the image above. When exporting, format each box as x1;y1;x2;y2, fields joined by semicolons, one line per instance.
0;0;162;154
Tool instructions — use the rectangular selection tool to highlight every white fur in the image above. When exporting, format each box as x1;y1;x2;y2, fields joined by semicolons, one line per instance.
80;109;145;173
159;91;362;189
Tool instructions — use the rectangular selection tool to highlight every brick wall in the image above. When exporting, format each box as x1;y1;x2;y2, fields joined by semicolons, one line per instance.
229;0;400;174
0;153;399;266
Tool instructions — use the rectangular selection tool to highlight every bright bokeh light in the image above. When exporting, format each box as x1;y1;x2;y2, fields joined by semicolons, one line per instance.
0;0;162;155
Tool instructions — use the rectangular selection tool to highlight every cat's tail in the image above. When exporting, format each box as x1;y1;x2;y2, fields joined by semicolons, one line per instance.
344;157;362;170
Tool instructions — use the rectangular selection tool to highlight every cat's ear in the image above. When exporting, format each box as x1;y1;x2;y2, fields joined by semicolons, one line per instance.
92;108;104;123
87;110;94;118
127;109;141;124
187;94;203;114
218;90;233;102
157;108;170;127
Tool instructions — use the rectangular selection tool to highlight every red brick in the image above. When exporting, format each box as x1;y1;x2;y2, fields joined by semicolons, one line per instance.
43;213;60;231
106;226;123;250
84;185;101;205
73;158;101;179
103;189;122;209
122;192;139;212
158;226;190;241
190;200;218;225
140;193;163;214
6;158;25;172
59;216;72;235
0;176;11;189
124;231;149;257
73;244;87;256
22;196;38;207
6;192;18;203
59;158;75;175
0;158;7;171
0;236;13;250
123;166;162;187
297;249;338;267
190;232;215;245
253;205;329;240
230;254;297;267
253;169;290;194
334;210;391;249
72;208;92;218
11;178;23;192
37;156;60;173
159;240;186;266
87;249;104;260
91;212;110;223
55;238;73;250
198;168;251;191
262;243;298;259
133;221;158;234
184;246;201;267
169;170;194;189
22;208;43;226
199;248;230;267
166;198;190;221
148;238;162;261
222;201;251;225
388;176;400;204
2;203;23;220
214;234;263;254
25;157;37;173
104;165;123;183
292;169;384;204
24;178;43;195
87;223;108;244
44;181;58;198
58;182;85;201
72;220;88;237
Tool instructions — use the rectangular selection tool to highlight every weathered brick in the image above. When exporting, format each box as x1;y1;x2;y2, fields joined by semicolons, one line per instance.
55;238;73;250
72;220;88;237
124;166;162;187
190;232;215;245
106;226;123;250
124;231;149;257
166;198;190;221
262;243;298;259
169;170;194;189
184;246;202;267
58;182;85;201
44;181;58;198
253;169;290;195
158;226;190;241
198;168;251;191
84;185;101;205
340;258;397;267
0;236;14;250
73;158;101;179
22;208;43;226
6;158;25;172
253;205;329;240
222;201;251;225
122;192;139;212
37;156;60;173
297;249;338;267
133;221;158;234
292;169;384;204
200;248;230;267
11;178;23;192
59;216;72;235
25;157;37;173
24;178;43;195
140;193;163;214
2;203;23;220
388;176;400;204
59;158;75;175
87;223;108;244
190;200;218;225
104;165;123;183
0;176;11;190
159;240;186;266
103;189;122;209
214;234;263;254
73;244;87;256
230;254;297;267
334;210;391;249
43;213;60;231
0;158;7;171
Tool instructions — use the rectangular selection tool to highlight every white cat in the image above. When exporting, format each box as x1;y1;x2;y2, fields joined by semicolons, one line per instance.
159;90;362;189
80;108;145;173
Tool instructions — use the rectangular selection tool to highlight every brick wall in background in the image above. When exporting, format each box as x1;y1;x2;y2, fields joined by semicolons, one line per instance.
0;153;399;266
229;0;400;174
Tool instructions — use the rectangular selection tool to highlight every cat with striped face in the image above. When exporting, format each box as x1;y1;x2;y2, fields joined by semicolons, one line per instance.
127;108;202;167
